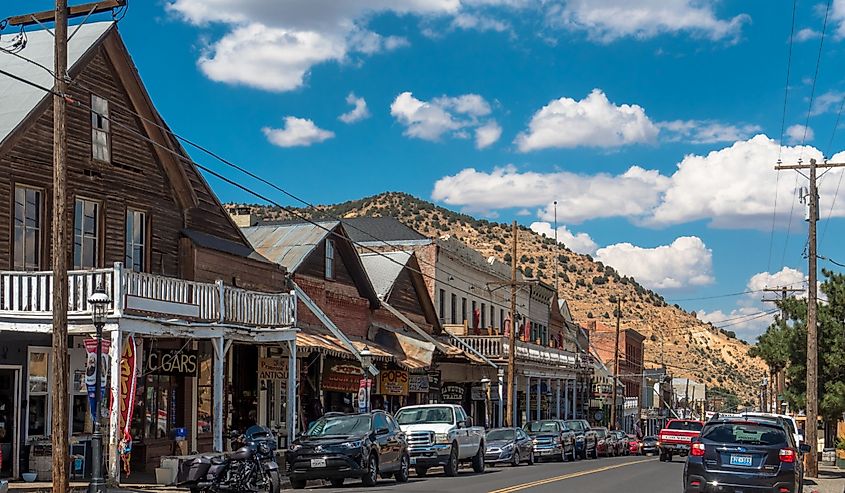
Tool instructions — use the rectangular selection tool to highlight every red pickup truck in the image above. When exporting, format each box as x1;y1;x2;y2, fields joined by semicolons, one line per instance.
657;419;703;462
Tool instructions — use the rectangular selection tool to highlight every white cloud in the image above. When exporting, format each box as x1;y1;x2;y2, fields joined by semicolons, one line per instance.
659;120;762;144
746;267;807;294
811;90;845;116
785;124;813;144
515;89;659;151
451;13;511;32
594;236;714;290
547;0;749;43
339;92;370;123
390;91;499;144
432;164;670;223
262;117;335;147
794;27;820;42
475;121;502;149
833;0;845;39
530;221;598;255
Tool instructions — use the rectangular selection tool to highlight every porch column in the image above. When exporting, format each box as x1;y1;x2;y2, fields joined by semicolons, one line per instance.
512;374;519;427
562;378;568;419
497;368;504;428
212;336;228;452
556;379;561;419
286;339;298;445
571;378;577;419
536;380;541;420
524;375;530;425
107;326;122;483
547;378;552;420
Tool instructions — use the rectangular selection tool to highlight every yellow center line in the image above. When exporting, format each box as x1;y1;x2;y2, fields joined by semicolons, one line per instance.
487;458;655;493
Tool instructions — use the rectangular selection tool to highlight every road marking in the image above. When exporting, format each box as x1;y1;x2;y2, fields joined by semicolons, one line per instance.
487;458;654;493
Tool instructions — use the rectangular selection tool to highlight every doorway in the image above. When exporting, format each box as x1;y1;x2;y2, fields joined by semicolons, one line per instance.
0;366;21;479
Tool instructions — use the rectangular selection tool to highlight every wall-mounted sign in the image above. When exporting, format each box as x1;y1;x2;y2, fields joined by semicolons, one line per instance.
470;385;485;401
408;374;429;393
258;357;287;381
322;359;363;393
378;370;409;396
427;371;441;391
145;348;197;376
441;383;465;401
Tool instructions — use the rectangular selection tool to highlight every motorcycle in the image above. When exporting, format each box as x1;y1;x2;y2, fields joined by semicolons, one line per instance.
177;427;281;493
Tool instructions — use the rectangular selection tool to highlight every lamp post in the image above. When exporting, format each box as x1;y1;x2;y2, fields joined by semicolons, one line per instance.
360;346;373;413
480;377;491;429
88;285;110;493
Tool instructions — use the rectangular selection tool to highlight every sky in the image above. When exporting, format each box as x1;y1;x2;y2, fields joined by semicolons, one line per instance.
3;0;845;342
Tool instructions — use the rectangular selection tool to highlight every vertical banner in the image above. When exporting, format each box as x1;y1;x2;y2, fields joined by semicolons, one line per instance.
119;335;137;476
357;377;372;413
84;338;111;420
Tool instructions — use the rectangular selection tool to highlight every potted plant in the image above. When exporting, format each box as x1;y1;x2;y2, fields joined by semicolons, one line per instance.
836;437;845;469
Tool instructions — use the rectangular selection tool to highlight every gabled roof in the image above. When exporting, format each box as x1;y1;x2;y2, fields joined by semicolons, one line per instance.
359;251;412;299
342;216;429;245
0;21;113;146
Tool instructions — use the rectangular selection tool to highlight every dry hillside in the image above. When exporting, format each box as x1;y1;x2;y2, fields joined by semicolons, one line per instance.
237;192;766;403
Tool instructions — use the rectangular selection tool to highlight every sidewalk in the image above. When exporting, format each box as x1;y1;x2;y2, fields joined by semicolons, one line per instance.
805;463;845;493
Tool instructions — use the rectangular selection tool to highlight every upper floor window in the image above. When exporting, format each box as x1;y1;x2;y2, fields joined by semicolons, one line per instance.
450;294;457;324
125;209;146;272
439;289;445;319
325;239;335;279
91;94;110;162
14;186;42;270
74;198;99;269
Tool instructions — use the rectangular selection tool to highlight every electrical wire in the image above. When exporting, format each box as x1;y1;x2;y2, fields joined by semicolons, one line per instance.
666;280;806;302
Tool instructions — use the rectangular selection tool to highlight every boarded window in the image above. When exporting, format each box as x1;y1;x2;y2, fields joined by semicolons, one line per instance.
91;94;110;162
125;209;147;272
74;198;99;268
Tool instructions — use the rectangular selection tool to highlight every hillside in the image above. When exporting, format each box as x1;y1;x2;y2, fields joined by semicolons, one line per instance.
236;192;766;404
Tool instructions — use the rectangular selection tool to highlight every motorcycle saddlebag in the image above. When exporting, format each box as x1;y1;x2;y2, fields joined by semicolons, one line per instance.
177;457;212;484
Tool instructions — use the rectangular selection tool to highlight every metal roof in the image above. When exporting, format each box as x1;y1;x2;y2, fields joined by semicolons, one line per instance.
0;21;113;146
342;216;428;244
241;221;339;272
359;251;412;299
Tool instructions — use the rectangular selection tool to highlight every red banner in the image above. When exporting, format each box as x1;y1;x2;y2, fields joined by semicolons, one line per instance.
119;335;137;437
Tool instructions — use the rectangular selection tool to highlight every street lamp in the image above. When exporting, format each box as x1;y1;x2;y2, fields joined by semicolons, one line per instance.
480;377;491;429
360;346;373;413
88;285;110;493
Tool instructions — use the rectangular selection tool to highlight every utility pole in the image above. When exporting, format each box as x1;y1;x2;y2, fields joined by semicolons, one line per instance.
553;201;559;294
775;158;845;478
7;2;126;490
610;297;621;430
506;221;518;427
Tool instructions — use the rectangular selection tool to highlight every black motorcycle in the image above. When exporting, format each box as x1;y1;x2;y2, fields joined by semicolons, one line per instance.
177;427;281;493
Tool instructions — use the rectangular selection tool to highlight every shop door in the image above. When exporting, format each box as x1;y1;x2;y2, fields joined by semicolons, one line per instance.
0;367;21;479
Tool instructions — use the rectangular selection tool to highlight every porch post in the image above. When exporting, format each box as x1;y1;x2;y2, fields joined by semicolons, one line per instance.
536;379;541;420
107;326;122;483
497;368;504;428
212;336;225;452
556;379;561;419
286;339;298;446
513;374;518;427
571;378;576;419
524;375;530;425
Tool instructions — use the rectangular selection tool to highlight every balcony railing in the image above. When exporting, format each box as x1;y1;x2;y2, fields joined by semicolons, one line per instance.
0;263;296;327
452;335;581;368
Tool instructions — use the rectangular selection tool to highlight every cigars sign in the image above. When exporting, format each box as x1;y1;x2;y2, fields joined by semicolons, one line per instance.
145;348;198;376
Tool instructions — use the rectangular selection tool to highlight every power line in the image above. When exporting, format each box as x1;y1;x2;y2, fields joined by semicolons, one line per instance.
666;281;806;302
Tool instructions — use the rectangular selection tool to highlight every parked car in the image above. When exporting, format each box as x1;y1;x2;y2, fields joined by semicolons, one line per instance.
287;411;410;489
592;427;613;457
563;419;598;459
612;431;630;456
626;434;639;455
684;416;810;493
658;419;704;462
523;420;576;462
484;428;534;467
394;404;486;477
738;412;802;449
640;435;659;456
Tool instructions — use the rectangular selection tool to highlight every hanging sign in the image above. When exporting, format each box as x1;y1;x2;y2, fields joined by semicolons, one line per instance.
357;377;372;413
408;374;429;393
441;383;465;401
145;348;197;376
84;338;111;420
118;335;137;473
426;370;441;391
322;359;363;393
470;385;485;401
378;370;409;396
258;357;287;381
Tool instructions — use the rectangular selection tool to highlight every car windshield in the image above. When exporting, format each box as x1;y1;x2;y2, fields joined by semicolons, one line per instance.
702;423;787;446
667;421;703;432
524;421;558;433
565;420;586;432
395;407;454;425
487;429;515;441
643;436;658;442
307;415;371;437
593;428;607;438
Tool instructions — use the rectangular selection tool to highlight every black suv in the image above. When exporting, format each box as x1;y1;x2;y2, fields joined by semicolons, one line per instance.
287;411;410;489
563;419;598;459
684;416;810;493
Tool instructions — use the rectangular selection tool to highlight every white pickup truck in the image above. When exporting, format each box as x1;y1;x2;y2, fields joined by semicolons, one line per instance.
394;404;486;477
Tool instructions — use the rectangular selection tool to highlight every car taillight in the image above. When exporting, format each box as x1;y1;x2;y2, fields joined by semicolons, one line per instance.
690;443;705;457
779;449;797;463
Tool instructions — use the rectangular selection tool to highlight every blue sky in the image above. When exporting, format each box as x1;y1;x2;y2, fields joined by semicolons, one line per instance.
4;0;845;340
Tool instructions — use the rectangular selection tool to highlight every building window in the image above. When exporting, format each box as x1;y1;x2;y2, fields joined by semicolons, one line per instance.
461;297;467;324
197;343;213;436
500;309;504;331
325;239;335;279
481;303;486;328
125;209;146;272
471;300;477;328
439;289;446;320
27;348;50;437
91;94;110;162
490;305;495;330
74;198;99;269
14;186;42;270
450;294;457;324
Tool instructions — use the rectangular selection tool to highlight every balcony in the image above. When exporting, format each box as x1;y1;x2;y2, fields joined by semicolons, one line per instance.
0;263;296;327
451;334;582;368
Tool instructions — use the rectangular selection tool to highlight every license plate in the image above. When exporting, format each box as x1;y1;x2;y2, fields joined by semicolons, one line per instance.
410;457;417;465
310;458;327;468
538;450;551;455
729;454;753;466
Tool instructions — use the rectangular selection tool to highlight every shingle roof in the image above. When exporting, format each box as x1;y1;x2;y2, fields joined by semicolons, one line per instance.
241;221;339;271
0;21;113;146
341;217;428;244
359;251;413;299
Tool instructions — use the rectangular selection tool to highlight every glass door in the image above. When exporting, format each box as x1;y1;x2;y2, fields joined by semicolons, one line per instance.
0;367;21;479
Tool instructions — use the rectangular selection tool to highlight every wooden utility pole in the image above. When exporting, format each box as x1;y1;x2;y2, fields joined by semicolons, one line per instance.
609;297;621;430
7;2;126;489
775;158;845;478
506;221;518;427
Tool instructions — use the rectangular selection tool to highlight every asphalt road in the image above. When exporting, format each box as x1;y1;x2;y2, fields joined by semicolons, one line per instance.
296;454;685;493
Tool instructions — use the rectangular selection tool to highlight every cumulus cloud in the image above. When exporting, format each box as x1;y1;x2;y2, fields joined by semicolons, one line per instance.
794;27;820;42
515;89;659;151
811;90;845;116
746;267;807;294
547;0;749;42
785;124;813;144
339;92;370;123
833;0;845;39
262;117;335;147
594;236;714;290
432;165;670;223
529;221;598;255
659;120;762;144
391;91;499;144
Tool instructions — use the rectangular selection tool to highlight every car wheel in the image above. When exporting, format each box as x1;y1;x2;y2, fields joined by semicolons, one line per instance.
361;454;379;487
472;443;486;473
444;445;460;477
290;479;306;490
512;449;520;467
571;446;577;462
592;446;599;459
415;466;429;477
267;469;281;493
330;479;345;487
528;450;535;465
395;454;410;483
